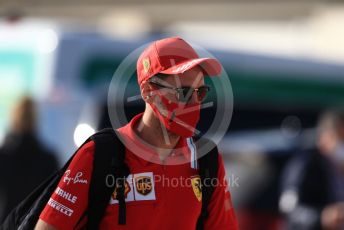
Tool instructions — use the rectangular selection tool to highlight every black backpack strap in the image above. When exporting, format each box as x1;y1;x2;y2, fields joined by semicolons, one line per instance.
195;137;219;230
86;128;129;229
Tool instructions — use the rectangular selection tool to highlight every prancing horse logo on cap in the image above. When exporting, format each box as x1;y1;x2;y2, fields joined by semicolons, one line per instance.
135;176;152;195
143;58;150;73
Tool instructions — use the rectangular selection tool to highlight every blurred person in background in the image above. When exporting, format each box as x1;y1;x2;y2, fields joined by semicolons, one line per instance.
0;96;58;223
279;109;344;230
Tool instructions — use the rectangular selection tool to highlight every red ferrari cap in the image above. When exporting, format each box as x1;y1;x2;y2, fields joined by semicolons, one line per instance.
137;37;222;84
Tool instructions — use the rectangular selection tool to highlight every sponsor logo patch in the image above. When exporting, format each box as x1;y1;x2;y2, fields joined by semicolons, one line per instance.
48;198;74;217
112;180;131;200
109;174;135;204
191;176;202;202
133;172;156;201
172;59;199;73
55;187;77;203
109;172;156;204
63;170;88;185
135;176;152;195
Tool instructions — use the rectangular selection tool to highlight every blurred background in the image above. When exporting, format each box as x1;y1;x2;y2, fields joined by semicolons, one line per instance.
0;0;344;229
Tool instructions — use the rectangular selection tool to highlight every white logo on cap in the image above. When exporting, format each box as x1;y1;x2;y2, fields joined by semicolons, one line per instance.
172;59;200;73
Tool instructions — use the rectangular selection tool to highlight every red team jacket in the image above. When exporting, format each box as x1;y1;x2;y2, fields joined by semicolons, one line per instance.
39;113;238;229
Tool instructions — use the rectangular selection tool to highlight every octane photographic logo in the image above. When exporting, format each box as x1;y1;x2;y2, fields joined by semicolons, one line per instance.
107;41;233;165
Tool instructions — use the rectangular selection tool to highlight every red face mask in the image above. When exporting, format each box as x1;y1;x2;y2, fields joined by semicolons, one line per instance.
149;91;200;137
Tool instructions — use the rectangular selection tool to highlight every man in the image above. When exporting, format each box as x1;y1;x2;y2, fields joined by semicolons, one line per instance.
35;37;238;229
279;109;344;230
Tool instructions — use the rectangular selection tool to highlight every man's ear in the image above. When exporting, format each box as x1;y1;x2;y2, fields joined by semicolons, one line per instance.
140;81;154;103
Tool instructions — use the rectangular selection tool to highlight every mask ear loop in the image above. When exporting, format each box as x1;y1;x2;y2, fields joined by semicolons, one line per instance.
145;91;156;100
141;80;156;101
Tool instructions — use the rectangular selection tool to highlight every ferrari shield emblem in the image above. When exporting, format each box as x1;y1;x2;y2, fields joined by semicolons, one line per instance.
143;58;150;73
191;176;202;202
